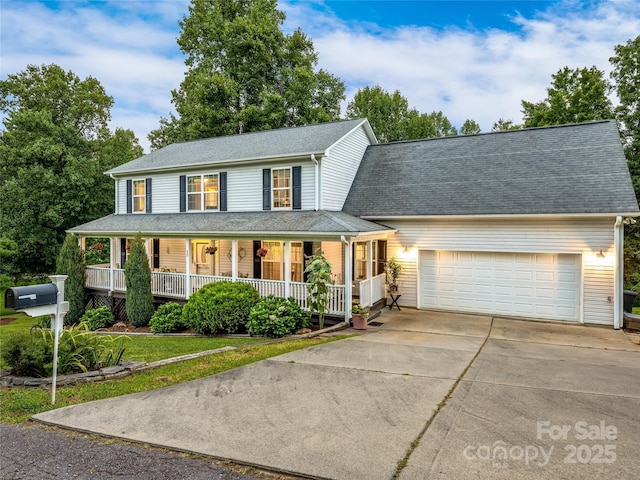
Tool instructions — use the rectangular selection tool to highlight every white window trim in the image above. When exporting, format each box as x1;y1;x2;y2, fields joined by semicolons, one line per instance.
132;179;145;214
271;167;292;210
187;173;220;212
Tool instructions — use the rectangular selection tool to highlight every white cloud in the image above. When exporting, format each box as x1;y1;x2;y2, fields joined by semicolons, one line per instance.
1;0;639;152
282;0;640;131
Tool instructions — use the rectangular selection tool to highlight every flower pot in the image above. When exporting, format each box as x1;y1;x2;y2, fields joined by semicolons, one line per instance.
351;314;368;330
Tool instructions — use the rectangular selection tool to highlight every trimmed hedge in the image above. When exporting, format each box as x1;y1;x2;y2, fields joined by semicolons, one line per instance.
247;295;310;338
182;281;260;334
150;302;186;333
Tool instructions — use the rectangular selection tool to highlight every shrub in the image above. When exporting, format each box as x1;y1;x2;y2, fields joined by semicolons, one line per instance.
0;324;127;377
1;331;51;377
247;295;310;338
80;306;114;331
56;233;87;325
183;281;260;334
124;233;154;327
149;302;186;333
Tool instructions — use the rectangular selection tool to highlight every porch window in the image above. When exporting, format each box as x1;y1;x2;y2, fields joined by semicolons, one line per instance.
261;241;303;281
133;180;145;213
355;242;367;280
187;174;219;211
262;241;283;280
272;168;291;209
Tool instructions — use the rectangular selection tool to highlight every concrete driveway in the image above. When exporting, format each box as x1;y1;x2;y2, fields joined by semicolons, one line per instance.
33;310;640;479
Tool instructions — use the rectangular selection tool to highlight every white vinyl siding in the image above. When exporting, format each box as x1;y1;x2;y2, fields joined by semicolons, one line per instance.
321;241;344;285
321;125;372;211
156;239;187;273
382;217;616;325
217;240;254;278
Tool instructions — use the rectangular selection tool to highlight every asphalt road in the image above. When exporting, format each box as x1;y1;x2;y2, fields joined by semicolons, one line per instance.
0;423;292;480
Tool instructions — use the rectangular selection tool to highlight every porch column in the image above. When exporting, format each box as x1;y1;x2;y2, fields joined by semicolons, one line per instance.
185;239;191;299
109;237;115;292
367;240;373;307
79;236;86;251
284;240;291;298
231;239;238;280
343;237;352;323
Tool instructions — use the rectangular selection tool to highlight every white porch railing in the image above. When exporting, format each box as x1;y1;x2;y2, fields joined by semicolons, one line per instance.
358;273;386;307
86;267;347;316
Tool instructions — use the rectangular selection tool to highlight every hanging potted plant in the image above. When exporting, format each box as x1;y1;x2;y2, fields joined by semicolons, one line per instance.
205;246;217;255
256;247;268;257
351;304;370;330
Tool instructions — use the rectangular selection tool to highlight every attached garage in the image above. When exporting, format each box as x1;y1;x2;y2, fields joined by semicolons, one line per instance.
419;250;580;321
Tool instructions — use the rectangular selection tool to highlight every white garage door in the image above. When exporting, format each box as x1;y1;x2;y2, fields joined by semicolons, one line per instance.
419;251;580;321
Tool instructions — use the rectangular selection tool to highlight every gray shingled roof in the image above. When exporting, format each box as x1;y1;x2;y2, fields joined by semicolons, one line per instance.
68;210;392;237
107;119;372;175
343;120;639;217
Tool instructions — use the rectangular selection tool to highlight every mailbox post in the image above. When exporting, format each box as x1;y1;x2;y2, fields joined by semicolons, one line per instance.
4;275;69;404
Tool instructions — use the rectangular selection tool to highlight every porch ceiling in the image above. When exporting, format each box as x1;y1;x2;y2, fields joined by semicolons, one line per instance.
68;210;394;239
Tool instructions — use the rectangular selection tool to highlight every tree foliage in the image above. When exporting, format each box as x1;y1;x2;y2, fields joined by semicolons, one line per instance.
124;234;154;327
346;84;459;142
0;64;143;275
491;118;521;132
149;0;345;149
55;234;87;325
610;35;640;288
460;119;481;135
521;66;614;128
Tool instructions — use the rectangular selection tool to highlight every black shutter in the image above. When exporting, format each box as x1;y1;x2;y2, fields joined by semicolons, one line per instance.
219;172;227;211
303;241;314;282
292;166;301;210
152;238;160;269
146;178;152;213
120;238;127;268
253;240;262;279
262;169;271;210
179;175;186;212
126;180;132;214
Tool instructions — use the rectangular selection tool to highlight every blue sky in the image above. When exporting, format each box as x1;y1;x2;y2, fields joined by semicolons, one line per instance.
1;1;639;151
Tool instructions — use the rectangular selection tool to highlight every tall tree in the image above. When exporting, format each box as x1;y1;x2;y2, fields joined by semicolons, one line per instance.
610;35;640;288
491;118;521;131
346;85;410;143
346;85;458;142
0;64;143;274
460;119;481;135
149;0;345;149
521;66;614;128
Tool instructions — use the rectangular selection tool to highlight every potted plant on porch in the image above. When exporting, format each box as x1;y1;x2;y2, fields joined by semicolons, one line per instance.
351;304;370;330
385;257;404;293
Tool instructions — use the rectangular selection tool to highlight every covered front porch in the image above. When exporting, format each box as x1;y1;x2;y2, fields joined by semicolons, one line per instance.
72;210;395;321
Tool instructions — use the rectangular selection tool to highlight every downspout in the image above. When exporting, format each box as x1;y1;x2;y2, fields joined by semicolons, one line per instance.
614;216;624;329
311;154;319;211
341;235;351;324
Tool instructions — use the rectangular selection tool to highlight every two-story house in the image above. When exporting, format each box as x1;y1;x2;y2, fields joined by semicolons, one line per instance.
70;118;639;329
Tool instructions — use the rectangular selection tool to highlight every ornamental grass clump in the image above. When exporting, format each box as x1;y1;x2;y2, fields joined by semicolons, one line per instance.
182;281;260;334
1;323;127;377
247;295;310;338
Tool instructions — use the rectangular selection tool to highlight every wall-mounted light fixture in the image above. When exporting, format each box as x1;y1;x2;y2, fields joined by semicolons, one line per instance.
403;246;409;253
596;250;606;259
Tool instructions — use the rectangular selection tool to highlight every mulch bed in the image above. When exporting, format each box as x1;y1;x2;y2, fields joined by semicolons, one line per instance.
0;317;17;326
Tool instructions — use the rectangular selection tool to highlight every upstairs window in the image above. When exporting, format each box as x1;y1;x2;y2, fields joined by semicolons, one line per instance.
133;179;145;213
188;174;219;211
272;168;291;209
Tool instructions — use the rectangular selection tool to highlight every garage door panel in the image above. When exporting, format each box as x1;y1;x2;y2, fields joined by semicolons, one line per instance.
420;250;580;322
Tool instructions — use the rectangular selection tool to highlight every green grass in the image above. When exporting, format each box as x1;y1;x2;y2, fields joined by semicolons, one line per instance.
633;307;640;315
0;313;262;368
0;336;346;423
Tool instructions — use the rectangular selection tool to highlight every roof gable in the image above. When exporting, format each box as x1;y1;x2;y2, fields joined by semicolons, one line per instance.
107;119;375;175
343;120;639;217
